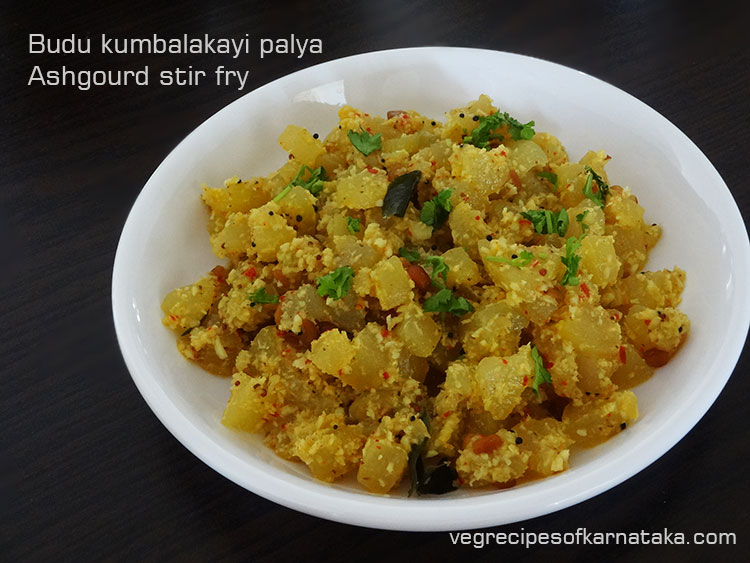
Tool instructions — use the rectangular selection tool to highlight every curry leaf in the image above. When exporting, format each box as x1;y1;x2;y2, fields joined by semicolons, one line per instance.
382;170;422;218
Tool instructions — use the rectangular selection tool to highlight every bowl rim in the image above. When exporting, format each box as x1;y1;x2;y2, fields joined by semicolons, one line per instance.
112;46;750;531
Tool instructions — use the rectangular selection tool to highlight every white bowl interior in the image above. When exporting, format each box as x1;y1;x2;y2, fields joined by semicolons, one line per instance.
113;48;750;531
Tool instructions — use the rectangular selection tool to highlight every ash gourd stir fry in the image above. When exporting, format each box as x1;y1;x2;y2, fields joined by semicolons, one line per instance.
161;96;689;495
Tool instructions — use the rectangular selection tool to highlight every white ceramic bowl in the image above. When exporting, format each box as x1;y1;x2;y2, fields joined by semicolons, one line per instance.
112;47;750;531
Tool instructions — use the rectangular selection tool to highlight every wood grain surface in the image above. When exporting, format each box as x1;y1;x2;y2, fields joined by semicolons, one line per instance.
2;1;748;561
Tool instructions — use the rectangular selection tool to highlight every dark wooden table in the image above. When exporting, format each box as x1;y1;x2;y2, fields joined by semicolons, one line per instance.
3;1;748;560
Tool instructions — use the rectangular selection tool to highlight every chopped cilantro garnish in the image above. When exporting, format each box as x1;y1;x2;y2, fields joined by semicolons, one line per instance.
485;250;535;267
294;165;326;196
274;165;327;201
424;256;449;287
422;288;474;317
576;210;590;235
506;115;536;141
272;184;292;203
585;166;609;194
530;345;553;398
420;189;453;228
537;171;558;189
347;128;382;156
316;266;354;300
560;236;583;286
582;166;609;207
248;287;278;305
398;247;421;262
346;216;361;234
521;208;569;237
559;210;592;286
462;111;535;149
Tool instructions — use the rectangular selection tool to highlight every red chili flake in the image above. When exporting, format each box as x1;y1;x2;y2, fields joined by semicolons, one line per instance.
443;410;453;418
281;424;287;430
381;328;390;338
580;283;590;298
545;361;555;369
431;160;436;167
561;380;568;386
522;375;529;386
366;166;378;174
382;372;390;380
531;260;539;268
414;406;421;412
260;390;267;397
169;314;177;321
305;358;311;365
645;319;652;326
272;412;280;418
475;215;481;221
234;380;240;386
337;369;343;376
276;330;285;338
376;445;382;450
242;266;258;279
458;477;465;485
501;358;508;365
539;268;547;276
500;151;507;156
619;346;627;364
519;219;532;226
